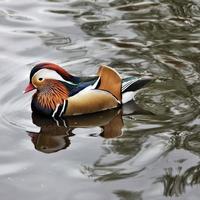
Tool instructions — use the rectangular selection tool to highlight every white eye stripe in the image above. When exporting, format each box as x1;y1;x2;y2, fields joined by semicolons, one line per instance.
33;69;76;85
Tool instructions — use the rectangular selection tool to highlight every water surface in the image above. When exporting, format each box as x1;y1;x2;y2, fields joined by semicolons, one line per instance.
1;0;200;199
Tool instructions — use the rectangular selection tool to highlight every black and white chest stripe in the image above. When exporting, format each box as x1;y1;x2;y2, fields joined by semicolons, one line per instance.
51;77;101;118
52;100;68;118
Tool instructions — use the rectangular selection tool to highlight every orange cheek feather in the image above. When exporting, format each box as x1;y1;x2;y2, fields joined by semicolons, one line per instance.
36;80;69;110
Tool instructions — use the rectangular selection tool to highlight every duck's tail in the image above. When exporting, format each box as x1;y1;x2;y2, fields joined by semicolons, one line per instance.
122;76;153;104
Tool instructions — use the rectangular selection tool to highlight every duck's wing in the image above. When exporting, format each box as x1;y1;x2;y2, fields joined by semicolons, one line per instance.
97;65;122;102
61;65;122;116
50;65;122;116
65;90;120;116
71;75;99;84
69;65;122;99
69;77;101;96
78;76;99;83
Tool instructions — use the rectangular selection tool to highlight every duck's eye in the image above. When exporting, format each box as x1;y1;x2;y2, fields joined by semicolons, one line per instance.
38;78;43;81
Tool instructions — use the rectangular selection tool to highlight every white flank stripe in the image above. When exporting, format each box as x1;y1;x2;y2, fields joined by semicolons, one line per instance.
52;104;60;118
59;100;66;117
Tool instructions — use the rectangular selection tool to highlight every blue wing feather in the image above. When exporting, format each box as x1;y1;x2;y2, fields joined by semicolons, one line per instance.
69;78;100;96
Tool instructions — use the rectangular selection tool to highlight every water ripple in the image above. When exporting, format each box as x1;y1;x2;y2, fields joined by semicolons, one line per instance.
0;0;200;199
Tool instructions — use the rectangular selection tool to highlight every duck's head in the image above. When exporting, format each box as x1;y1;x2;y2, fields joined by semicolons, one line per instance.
24;62;75;93
24;62;78;116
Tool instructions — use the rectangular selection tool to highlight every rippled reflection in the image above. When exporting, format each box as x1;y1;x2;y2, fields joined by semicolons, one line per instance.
162;164;200;197
28;109;123;153
27;102;150;153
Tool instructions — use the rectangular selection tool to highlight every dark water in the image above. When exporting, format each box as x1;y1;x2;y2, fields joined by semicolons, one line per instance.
1;0;200;199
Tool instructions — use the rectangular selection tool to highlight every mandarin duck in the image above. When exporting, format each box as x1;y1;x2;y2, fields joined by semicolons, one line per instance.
24;63;152;117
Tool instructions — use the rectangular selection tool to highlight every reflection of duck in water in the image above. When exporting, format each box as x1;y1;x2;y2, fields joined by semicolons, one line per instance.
28;102;150;153
24;63;153;117
28;108;123;153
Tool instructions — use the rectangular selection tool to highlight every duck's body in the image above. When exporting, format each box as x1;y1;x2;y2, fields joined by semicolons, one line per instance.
25;63;152;117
